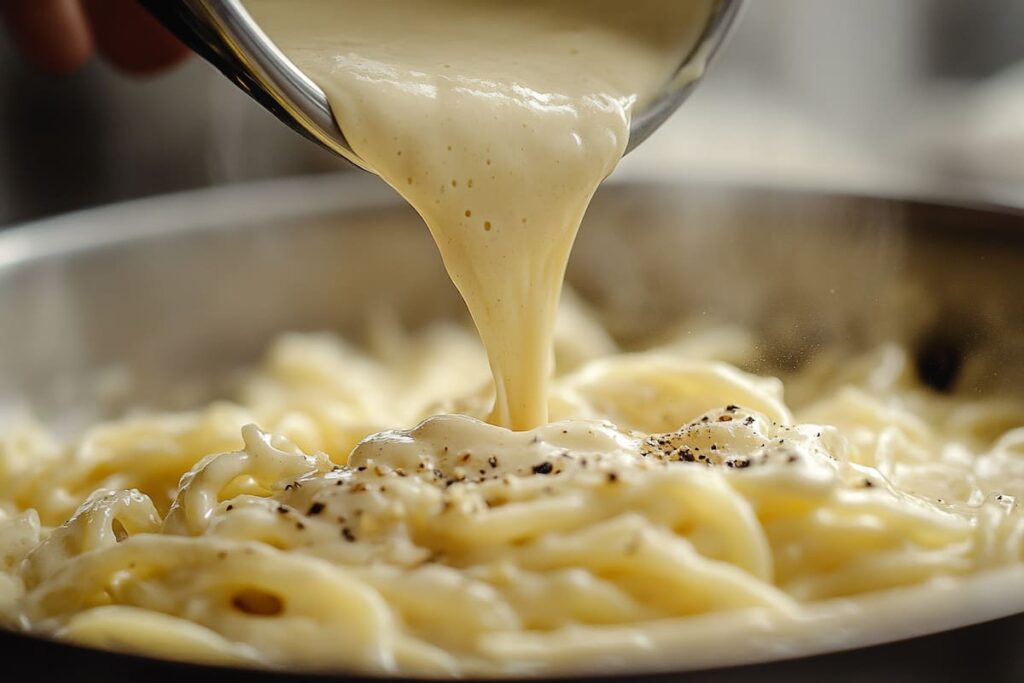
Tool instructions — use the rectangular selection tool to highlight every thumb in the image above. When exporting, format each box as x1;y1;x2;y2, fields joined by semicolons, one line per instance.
0;0;93;74
81;0;187;75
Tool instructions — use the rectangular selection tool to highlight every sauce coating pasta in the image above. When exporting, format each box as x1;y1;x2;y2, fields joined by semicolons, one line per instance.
2;316;1022;675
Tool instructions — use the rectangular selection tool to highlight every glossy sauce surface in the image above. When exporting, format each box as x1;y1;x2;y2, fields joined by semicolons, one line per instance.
244;0;714;429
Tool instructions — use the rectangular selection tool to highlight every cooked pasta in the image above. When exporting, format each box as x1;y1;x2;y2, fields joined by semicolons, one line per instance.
1;307;1022;676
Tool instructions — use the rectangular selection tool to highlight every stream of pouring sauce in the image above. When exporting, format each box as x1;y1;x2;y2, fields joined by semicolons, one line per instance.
244;0;714;430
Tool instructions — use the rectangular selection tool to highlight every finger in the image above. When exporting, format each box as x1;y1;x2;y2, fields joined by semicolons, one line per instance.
81;0;188;75
0;0;93;74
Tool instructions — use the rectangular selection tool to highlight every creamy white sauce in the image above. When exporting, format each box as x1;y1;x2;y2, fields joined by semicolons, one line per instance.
5;1;1024;678
5;323;1024;675
244;0;714;429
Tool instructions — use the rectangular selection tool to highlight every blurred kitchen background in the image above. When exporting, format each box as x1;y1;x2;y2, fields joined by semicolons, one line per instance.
0;0;1022;227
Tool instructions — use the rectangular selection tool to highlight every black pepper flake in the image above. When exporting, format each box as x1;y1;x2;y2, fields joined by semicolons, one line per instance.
726;405;740;413
225;504;234;511
607;472;619;483
277;506;289;514
710;444;718;451
341;527;357;543
307;502;326;516
863;480;875;488
488;456;499;468
296;522;305;530
701;416;710;423
460;452;472;463
532;462;553;475
743;416;755;426
357;466;367;472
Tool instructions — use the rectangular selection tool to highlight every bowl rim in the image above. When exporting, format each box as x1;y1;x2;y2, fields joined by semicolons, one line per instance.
2;170;1023;274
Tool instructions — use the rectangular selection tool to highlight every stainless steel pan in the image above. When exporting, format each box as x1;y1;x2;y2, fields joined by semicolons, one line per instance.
1;174;1022;681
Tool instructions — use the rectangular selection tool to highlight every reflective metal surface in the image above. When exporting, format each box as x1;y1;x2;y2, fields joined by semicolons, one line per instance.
138;0;353;160
1;172;1022;428
0;175;1023;679
138;0;744;164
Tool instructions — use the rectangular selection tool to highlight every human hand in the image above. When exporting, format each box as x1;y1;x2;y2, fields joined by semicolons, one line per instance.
0;0;188;75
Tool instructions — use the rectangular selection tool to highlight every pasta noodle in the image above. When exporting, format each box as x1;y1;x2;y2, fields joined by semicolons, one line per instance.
2;310;1022;676
4;0;1018;675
